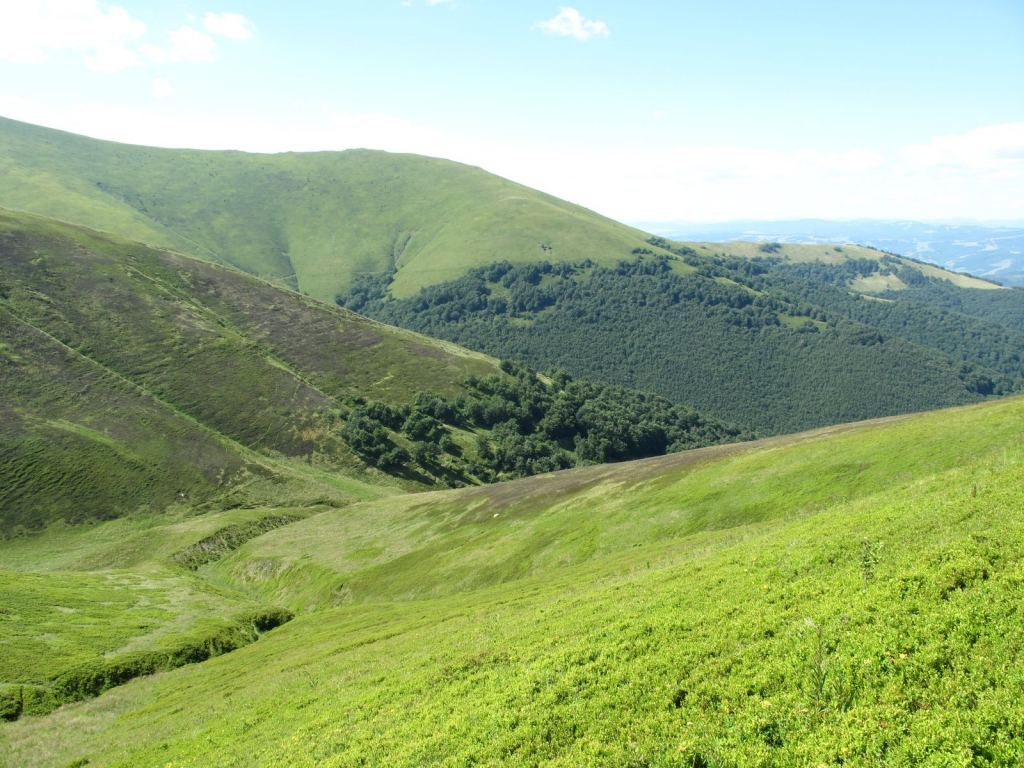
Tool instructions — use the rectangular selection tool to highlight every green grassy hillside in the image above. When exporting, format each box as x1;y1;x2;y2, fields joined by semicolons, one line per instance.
2;396;1022;765
3;117;1023;764
0;208;506;530
0;116;661;301
0;504;314;720
1;209;754;531
8;115;1019;436
202;397;1022;611
3;117;996;306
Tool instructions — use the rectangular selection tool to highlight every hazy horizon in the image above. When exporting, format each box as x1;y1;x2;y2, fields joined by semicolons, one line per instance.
633;216;1024;229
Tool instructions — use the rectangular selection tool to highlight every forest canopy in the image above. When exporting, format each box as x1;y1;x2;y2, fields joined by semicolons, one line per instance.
338;248;1021;434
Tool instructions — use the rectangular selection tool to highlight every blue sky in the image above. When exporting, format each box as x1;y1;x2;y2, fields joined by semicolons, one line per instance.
1;1;1023;222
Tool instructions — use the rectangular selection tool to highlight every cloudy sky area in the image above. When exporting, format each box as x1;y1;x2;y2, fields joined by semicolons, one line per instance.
1;0;1022;223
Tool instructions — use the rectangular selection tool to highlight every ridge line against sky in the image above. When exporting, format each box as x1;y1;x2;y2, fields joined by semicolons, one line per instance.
1;1;1022;223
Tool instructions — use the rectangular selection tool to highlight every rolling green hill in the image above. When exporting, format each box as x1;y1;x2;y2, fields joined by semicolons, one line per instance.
7;115;1020;435
1;209;750;531
0;116;662;302
3;117;1024;764
2;395;1023;765
0;117;997;304
691;239;1001;292
0;207;743;722
0;208;506;530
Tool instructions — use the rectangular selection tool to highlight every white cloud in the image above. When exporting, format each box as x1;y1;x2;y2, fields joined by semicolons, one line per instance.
151;78;174;99
0;2;252;72
0;0;147;72
85;44;143;73
469;133;1019;223
900;122;1024;175
535;7;610;41
202;11;255;40
142;26;218;63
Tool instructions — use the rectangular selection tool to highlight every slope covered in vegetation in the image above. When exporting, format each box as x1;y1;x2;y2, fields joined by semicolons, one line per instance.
2;396;1022;766
0;208;498;529
340;247;1024;433
3;118;1023;766
0;116;659;301
0;117;997;303
0;210;751;531
8;116;1020;435
339;359;750;483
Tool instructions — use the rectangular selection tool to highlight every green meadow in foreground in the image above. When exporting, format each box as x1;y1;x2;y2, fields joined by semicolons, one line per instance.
2;396;1023;766
3;117;1024;767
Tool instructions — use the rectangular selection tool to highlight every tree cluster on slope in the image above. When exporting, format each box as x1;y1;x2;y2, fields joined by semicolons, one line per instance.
338;361;750;484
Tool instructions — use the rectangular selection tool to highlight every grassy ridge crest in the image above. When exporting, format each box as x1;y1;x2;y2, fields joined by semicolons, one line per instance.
0;116;993;304
0;116;658;302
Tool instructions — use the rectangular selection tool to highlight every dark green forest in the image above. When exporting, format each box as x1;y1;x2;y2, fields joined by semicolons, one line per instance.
877;277;1024;334
338;247;1022;434
340;361;750;483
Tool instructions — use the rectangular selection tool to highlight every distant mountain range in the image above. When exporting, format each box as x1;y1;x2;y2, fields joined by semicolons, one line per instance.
638;219;1024;286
